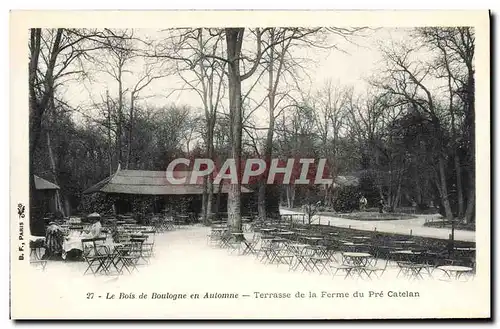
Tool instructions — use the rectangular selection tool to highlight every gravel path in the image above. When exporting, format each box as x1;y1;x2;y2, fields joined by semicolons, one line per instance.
280;209;475;242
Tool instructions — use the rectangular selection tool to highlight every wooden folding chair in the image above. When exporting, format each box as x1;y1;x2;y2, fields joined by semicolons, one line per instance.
129;237;150;265
81;238;109;276
112;244;139;274
30;259;48;271
273;243;295;267
308;246;331;274
141;230;156;258
363;258;389;279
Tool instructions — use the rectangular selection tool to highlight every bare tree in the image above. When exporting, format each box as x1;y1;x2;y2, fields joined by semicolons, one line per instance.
416;27;475;222
149;27;366;233
147;28;228;223
29;28;127;222
91;29;135;167
126;61;169;169
310;81;350;205
255;27;368;220
376;42;455;220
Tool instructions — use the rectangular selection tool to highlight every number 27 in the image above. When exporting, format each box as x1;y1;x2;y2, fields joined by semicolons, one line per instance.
87;293;94;299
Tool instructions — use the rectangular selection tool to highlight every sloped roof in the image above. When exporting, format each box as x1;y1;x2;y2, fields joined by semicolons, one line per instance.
83;169;253;195
34;175;60;190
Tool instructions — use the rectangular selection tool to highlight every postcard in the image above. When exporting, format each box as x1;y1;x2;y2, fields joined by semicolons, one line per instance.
10;10;490;319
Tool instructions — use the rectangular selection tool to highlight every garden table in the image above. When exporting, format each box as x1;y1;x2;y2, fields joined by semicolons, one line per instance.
396;261;427;280
437;265;474;280
288;243;308;253
352;236;370;241
454;247;475;251
342;252;372;267
29;236;45;260
390;250;422;262
394;240;414;245
304;237;323;245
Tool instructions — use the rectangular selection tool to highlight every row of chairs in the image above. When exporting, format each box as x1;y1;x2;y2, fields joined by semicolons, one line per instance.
225;223;475;281
81;234;155;276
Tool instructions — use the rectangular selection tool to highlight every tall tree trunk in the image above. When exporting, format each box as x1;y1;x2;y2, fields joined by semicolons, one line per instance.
394;181;402;210
215;180;223;218
64;197;71;217
201;176;208;225
258;116;275;221
464;181;475;224
257;182;266;220
454;153;464;218
117;67;124;165
463;70;475;224
463;120;475;224
29;28;63;232
258;33;275;222
206;167;214;222
225;28;244;236
106;90;113;175
286;184;295;209
438;156;454;221
126;92;135;169
443;44;465;219
415;175;422;204
206;183;213;221
201;121;215;225
46;130;65;216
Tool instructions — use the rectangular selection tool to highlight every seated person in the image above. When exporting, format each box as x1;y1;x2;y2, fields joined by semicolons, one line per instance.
43;221;64;260
87;217;103;238
62;229;84;261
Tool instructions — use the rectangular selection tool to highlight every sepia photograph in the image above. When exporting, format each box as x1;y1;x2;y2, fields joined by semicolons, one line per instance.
10;10;490;319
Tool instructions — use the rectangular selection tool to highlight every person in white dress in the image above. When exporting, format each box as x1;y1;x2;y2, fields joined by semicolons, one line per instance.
88;218;103;238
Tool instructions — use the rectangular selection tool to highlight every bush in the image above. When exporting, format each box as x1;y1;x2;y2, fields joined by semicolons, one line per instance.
333;186;360;213
77;193;115;215
416;203;429;211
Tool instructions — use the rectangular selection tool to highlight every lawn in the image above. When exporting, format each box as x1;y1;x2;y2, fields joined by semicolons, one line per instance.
323;211;417;221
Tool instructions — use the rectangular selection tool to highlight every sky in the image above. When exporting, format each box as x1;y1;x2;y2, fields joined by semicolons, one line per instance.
60;27;416;127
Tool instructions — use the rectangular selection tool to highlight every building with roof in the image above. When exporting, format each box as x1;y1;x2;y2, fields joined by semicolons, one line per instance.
83;166;255;216
33;175;61;214
34;175;61;190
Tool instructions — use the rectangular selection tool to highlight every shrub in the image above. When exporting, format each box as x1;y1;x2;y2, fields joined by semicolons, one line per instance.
416;203;429;212
333;186;360;213
77;193;116;215
302;202;321;224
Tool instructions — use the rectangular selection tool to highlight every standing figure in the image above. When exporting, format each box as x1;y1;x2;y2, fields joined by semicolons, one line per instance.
359;195;368;211
378;198;384;214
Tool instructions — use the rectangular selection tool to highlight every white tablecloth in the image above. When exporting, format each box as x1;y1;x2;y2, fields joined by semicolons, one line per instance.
30;236;45;243
63;238;83;252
